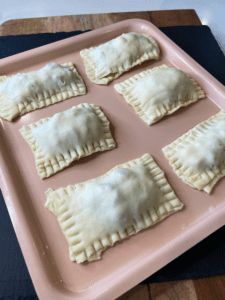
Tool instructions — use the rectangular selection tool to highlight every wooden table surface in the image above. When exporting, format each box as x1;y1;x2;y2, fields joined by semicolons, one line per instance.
0;9;225;300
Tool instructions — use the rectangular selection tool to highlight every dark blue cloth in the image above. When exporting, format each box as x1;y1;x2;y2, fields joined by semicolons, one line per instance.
0;26;225;299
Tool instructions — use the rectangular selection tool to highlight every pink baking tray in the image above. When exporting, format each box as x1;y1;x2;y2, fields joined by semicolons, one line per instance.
0;19;225;300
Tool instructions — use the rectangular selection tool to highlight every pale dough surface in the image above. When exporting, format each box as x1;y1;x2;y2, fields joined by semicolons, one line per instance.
45;153;183;263
163;110;225;193
114;65;205;125
80;32;159;85
0;62;86;121
19;103;116;179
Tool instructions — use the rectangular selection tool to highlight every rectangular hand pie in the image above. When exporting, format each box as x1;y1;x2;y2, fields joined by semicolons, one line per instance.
114;65;205;125
80;32;159;85
45;153;183;263
19;103;116;179
0;62;86;121
162;110;225;193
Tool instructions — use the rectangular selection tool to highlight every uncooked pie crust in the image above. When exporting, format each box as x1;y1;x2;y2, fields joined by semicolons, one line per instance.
20;103;116;179
0;62;86;121
80;32;160;85
163;110;225;193
114;64;205;125
45;153;183;263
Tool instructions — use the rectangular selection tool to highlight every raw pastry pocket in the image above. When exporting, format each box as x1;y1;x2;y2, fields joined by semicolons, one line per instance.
80;32;159;85
45;153;183;263
19;103;116;179
114;65;205;125
0;62;86;121
163;110;225;193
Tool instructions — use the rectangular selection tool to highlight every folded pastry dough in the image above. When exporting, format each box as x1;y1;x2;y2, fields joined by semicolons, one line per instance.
163;110;225;193
0;62;86;121
80;32;159;85
45;153;183;263
114;65;205;125
19;103;116;179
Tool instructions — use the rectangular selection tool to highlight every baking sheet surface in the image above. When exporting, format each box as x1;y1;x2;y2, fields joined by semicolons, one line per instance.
0;19;225;300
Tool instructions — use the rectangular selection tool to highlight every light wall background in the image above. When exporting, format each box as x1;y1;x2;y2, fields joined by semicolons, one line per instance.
1;0;225;51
